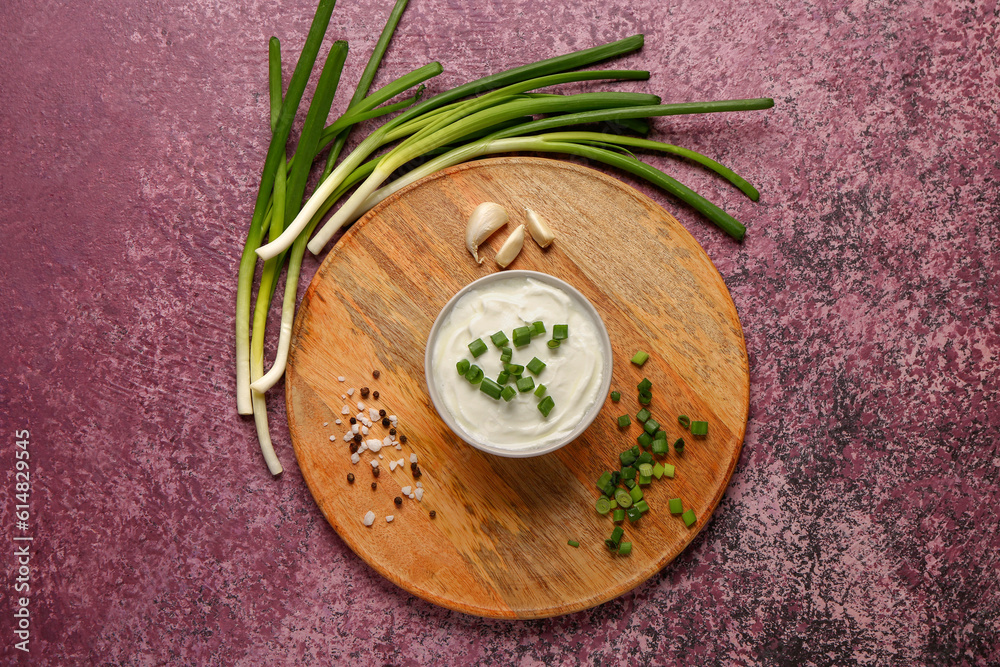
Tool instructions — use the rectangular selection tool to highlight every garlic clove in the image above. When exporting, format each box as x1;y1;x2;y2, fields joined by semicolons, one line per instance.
525;208;555;248
495;224;526;268
465;202;508;264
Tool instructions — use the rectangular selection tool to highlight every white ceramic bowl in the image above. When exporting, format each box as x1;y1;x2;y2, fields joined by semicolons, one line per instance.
424;270;613;458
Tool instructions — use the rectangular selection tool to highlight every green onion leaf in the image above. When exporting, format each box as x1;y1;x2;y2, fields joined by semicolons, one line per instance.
501;385;517;402
614;488;632;508
468;338;488;357
526;357;546;375
663;464;676;479
595;497;611;515
643;419;660;436
673;437;685;454
631;350;649;366
531;321;546;337
611;391;621;402
625;506;643;523
636;408;651;423
464;365;484;384
637;378;652;392
537;395;555;416
512;326;532;347
546;339;561;349
534;384;546;397
516;376;535;393
691;420;709;436
617;541;633;555
682;509;697;527
618;414;632;429
678;415;691;429
456;359;470;375
490;331;509;348
568;539;580;548
613;508;626;523
669;498;683;514
552;324;569;340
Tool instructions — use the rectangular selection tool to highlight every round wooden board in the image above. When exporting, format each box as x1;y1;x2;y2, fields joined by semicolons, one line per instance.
286;157;748;619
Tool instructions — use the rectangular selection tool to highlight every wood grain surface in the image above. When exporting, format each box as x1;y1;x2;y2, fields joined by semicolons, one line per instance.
285;157;749;619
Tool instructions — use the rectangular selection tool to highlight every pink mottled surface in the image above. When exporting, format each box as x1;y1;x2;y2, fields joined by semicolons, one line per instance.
1;0;998;663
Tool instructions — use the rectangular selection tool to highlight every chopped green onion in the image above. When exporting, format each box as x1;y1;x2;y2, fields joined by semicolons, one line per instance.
629;485;643;504
622;478;636;489
674;437;685;454
643;419;660;436
634;500;650;513
596;471;613;494
637;451;652;465
652;462;665;479
609;499;618;510
620;449;637;466
636;408;651;423
663;463;675;478
682;509;696;527
456;359;470;375
526;357;546;375
552;324;569;340
625;506;643;522
630;445;640;457
500;347;513;363
638;391;652;405
620;465;636;480
609;526;624;548
490;331;509;348
637;378;652;392
497;370;510;385
637;433;653;448
547;339;561;349
613;508;625;523
614;488;632;508
655;430;666;441
638;463;653;477
516;376;535;393
691;420;708;436
534;384;546;397
618;414;632;429
479;377;502;399
638;474;652;485
512;326;532;347
617;541;633;555
531;321;545;336
611;391;621;402
537;395;555;416
464;365;484;384
630;350;649;366
501;385;517;402
678;415;691;429
568;539;580;548
651;439;669;456
504;363;524;375
467;338;488;357
595;497;611;515
669;498;683;514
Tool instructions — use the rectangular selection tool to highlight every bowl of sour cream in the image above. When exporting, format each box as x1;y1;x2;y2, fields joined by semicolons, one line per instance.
425;270;613;457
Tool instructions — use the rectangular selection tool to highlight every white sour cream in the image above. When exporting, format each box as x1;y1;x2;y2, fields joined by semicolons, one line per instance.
428;276;606;454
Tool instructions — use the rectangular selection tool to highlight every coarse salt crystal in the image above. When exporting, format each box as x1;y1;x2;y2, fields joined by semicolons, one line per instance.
378;454;383;460
363;511;375;526
385;515;394;523
338;376;346;382
357;401;365;411
329;435;336;442
370;459;379;468
342;433;352;442
341;394;346;399
389;415;398;425
358;442;368;453
389;461;397;471
369;408;380;422
415;488;424;501
410;453;418;463
409;493;415;499
351;453;360;464
323;421;328;427
335;419;342;425
416;482;423;488
341;405;349;415
347;388;355;396
395;444;402;450
367;438;383;453
383;436;393;449
397;458;405;467
351;423;360;434
401;486;412;495
362;426;369;435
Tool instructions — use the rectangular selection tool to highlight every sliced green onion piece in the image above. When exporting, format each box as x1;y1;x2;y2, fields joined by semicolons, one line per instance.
617;541;633;556
625;506;642;522
637;377;652;392
651;439;668;456
611;391;621;402
526;357;546;375
622;478;636;490
620;465;636;480
669;498;683;514
636;408;651;423
634;500;650;513
531;321;545;337
547;339;561;349
479;377;503;399
568;539;580;548
652;462;665;479
501;385;517;402
610;526;624;547
631;350;649;366
630;445;641;457
456;359;470;375
682;509;697;527
464;365;484;384
534;384;546;397
618;415;631;429
552;324;568;340
637;451;652;465
504;363;524;375
643;419;660;436
638;463;653;477
637;433;653;448
638;474;652;485
609;499;618;510
497;370;510;385
691;420;709;436
500;347;513;362
613;488;632;508
490;331;509;348
512;326;532;347
516;376;535;393
620;449;637;466
468;338;488;357
663;464;676;479
596;471;612;492
613;508;625;523
638;391;652;405
678;415;691;429
674;437;685;454
629;485;643;504
537;395;555;416
595;497;611;515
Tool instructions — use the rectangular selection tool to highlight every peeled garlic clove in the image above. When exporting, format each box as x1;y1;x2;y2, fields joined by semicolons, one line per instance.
495;224;525;269
465;202;508;264
525;208;555;248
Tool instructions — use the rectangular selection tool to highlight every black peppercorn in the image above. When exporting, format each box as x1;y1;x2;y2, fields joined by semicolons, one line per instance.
410;462;418;471
413;466;422;479
373;467;380;478
349;442;359;453
394;496;402;506
347;473;355;484
349;417;357;424
389;428;396;436
373;391;379;400
429;510;436;519
399;434;407;444
360;387;370;398
371;482;377;490
353;433;362;443
381;417;390;428
373;370;380;379
378;409;386;418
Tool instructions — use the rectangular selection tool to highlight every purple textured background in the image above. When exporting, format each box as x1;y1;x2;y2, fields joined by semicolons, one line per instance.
1;0;998;663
